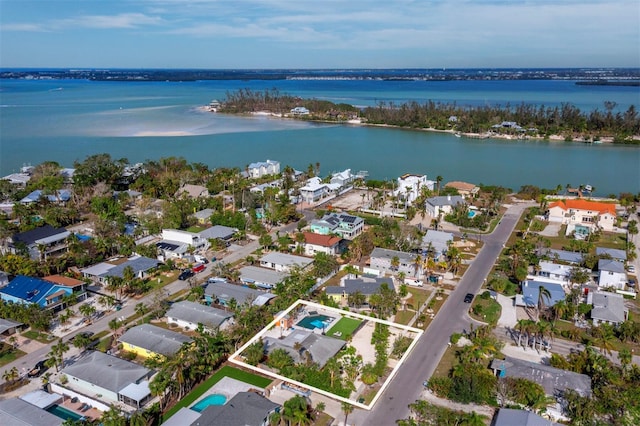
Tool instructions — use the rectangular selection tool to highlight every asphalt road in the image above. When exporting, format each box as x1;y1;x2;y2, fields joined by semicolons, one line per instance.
351;202;533;425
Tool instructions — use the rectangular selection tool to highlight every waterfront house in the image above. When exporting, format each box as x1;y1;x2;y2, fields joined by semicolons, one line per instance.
290;106;310;115
515;281;565;308
8;225;70;260
310;212;364;239
59;351;153;409
301;232;342;256
263;329;345;368
175;184;209;199
421;230;453;261
190;392;280;426
166;300;234;332
589;291;628;326
547;199;616;233
1;172;31;186
0;275;73;311
369;247;419;277
248;159;280;178
239;266;287;290
425;195;465;217
597;259;628;290
394;174;434;206
118;324;192;360
259;252;313;272
330;168;355;187
325;276;396;304
204;281;276;307
444;181;479;198
490;356;591;397
80;255;160;285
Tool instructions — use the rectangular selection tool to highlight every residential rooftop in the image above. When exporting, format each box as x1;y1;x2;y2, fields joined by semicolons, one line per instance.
118;324;192;357
166;301;232;329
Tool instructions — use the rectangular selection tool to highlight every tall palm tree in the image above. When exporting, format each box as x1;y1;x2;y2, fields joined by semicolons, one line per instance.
49;339;69;372
536;286;552;321
341;401;354;426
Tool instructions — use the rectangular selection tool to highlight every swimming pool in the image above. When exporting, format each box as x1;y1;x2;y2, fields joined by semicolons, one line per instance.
46;405;85;421
191;394;227;412
297;314;331;330
468;211;477;218
75;233;92;241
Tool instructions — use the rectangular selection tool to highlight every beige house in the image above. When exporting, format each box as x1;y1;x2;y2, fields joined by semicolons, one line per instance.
444;181;479;198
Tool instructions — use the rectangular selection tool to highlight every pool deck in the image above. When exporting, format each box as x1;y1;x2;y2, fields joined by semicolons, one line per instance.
59;398;101;421
190;377;266;409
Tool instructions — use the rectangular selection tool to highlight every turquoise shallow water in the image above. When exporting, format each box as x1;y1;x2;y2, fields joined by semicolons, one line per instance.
0;78;638;195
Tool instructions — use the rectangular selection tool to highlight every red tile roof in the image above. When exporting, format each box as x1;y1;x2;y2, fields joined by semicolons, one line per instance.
303;232;341;247
44;274;85;288
549;199;616;216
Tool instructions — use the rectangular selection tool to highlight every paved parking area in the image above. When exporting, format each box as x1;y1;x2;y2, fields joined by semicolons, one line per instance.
496;294;517;328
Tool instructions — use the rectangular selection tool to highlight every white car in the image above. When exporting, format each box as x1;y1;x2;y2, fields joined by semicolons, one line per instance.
404;278;423;287
628;265;636;273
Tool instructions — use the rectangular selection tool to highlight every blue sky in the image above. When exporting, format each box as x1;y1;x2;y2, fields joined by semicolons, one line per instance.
1;0;639;69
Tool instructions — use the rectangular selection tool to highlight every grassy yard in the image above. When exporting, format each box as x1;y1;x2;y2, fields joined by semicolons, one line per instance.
0;346;27;367
151;271;179;289
421;295;448;330
406;288;431;311
469;296;502;326
185;225;206;233
163;365;273;421
325;317;362;340
431;346;457;379
393;309;415;326
22;330;53;343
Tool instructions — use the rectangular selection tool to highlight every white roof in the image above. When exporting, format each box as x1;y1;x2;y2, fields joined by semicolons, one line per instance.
19;390;61;409
118;380;151;401
260;252;313;268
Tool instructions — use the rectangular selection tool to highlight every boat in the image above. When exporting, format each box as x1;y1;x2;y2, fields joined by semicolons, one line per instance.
454;133;461;138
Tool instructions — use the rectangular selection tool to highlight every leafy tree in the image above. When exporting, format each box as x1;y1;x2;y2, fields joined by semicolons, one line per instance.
313;252;339;278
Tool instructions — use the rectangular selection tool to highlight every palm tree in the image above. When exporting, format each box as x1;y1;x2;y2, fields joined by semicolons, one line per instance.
2;366;19;384
536;285;552;321
49;338;69;372
463;412;485;426
341;401;354;426
436;175;443;195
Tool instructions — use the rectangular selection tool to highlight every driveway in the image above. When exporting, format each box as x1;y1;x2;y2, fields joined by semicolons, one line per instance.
496;294;517;328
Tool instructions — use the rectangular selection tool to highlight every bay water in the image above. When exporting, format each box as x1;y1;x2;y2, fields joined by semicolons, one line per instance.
0;78;638;195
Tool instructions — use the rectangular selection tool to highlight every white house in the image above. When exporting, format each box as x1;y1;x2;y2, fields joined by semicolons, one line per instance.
393;174;434;206
369;247;419;277
259;252;313;272
531;261;588;286
248;160;280;179
161;229;208;250
547;199;616;233
330;169;355;187
597;259;628;290
301;232;342;256
425;195;465;217
290;106;310;115
299;177;336;203
166;301;233;332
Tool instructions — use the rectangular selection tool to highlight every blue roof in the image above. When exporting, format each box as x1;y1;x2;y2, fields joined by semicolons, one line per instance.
521;281;565;307
0;275;71;306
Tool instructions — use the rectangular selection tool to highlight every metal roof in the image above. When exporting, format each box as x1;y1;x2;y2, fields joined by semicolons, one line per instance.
166;301;232;329
598;258;626;273
0;398;63;426
518;281;566;307
259;252;313;268
204;281;276;306
61;351;151;394
11;225;69;246
239;266;287;287
118;324;192;357
596;247;627;261
493;408;559;426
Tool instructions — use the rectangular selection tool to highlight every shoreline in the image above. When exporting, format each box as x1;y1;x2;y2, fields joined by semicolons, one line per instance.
234;110;631;145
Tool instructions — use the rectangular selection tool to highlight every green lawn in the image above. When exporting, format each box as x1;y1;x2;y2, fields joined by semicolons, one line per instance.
163;365;272;421
325;317;362;340
469;296;502;326
185;225;206;233
394;310;415;325
22;330;53;343
406;288;431;311
0;346;27;367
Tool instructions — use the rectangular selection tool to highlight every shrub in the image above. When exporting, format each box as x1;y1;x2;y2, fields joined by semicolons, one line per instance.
450;333;462;344
480;291;491;300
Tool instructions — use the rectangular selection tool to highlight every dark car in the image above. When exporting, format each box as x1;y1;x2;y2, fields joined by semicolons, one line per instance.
178;269;194;280
463;293;474;303
28;359;50;378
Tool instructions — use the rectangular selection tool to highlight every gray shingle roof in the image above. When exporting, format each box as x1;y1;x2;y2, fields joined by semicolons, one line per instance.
493;408;559;426
166;301;232;329
598;258;626;273
239;266;287;288
103;256;160;278
118;324;192;357
325;277;395;296
490;356;591;397
205;281;276;306
591;292;627;323
198;225;236;240
537;248;584;264
426;195;464;207
264;329;345;368
596;247;627;261
370;247;416;263
62;351;151;394
0;398;63;426
192;392;279;426
259;252;313;268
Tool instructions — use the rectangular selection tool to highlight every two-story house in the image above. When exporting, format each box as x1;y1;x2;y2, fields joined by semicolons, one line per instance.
310;212;364;239
547;199;616;234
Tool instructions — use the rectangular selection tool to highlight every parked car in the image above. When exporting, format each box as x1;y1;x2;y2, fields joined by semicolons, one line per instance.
178;269;194;280
207;277;227;284
194;254;208;264
211;256;217;263
28;359;51;378
192;263;206;273
628;265;636;273
404;278;423;287
463;293;474;303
